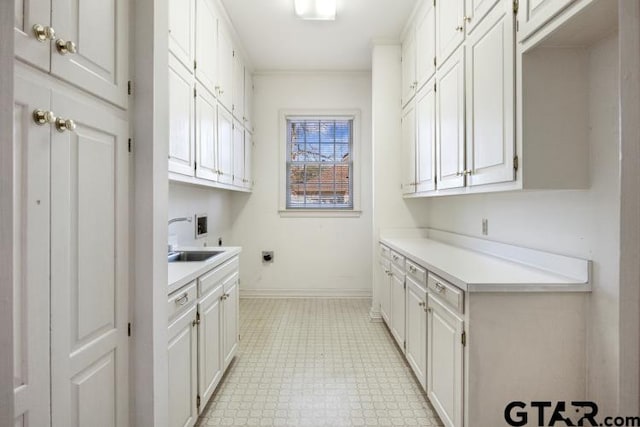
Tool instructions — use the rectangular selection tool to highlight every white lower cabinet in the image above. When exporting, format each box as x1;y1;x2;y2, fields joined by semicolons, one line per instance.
405;276;428;390
378;257;392;325
168;305;198;427
222;273;239;369
390;265;406;350
197;284;223;412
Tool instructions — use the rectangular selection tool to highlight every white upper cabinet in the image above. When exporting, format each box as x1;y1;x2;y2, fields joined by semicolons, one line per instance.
217;27;234;112
465;0;501;33
401;30;417;107
415;81;436;192
243;130;253;189
436;0;466;66
244;69;254;131
436;47;466;190
14;0;51;71
195;0;218;91
465;1;515;187
401;103;416;194
518;0;575;41
195;84;218;182
217;106;234;185
169;0;195;71
232;120;244;187
169;54;196;177
415;2;436;89
232;53;245;121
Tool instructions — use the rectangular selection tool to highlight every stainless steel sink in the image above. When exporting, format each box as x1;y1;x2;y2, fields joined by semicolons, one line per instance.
168;250;223;263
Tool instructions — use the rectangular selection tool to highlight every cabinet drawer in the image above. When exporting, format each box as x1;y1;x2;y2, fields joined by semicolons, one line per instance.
379;244;391;260
168;280;197;322
428;273;464;314
391;263;405;279
198;256;240;297
390;250;405;269
406;260;427;285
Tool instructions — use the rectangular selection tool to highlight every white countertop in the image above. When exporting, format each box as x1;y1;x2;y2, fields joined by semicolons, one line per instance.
168;246;242;294
380;237;591;293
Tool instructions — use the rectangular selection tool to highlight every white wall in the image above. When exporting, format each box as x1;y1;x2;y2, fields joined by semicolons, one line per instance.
426;33;620;413
230;72;374;297
168;182;234;248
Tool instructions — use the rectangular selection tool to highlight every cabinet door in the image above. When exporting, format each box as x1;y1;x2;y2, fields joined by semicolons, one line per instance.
169;55;196;177
519;0;575;41
51;0;129;107
466;2;515;187
436;0;465;65
244;70;254;131
427;295;464;427
14;0;51;71
415;3;436;89
223;274;239;369
232;53;245;121
198;286;224;412
406;278;427;390
169;0;195;71
243;129;253;189
195;85;218;181
465;0;501;34
168;305;198;427
390;272;406;350
379;262;391;325
195;0;218;90
232;121;244;186
12;73;51;427
217;28;234;111
415;82;436;192
50;89;130;427
217;105;234;184
401;103;416;195
436;47;466;190
401;30;416;107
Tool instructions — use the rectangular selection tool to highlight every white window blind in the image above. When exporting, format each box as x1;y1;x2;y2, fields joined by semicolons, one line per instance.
286;117;354;209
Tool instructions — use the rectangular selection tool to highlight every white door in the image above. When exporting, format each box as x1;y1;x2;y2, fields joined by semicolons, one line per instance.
169;54;196;177
379;261;391;325
223;274;239;369
169;0;195;71
390;272;406;350
406;278;427;390
195;0;218;90
401;103;416;194
519;0;575;41
232;53;245;121
427;295;464;427
50;89;129;427
12;73;51;427
195;84;218;181
415;2;436;89
217;105;234;185
233;121;244;187
415;81;436;192
243;129;253;189
217;28;233;111
168;306;198;427
244;69;253;131
465;0;501;34
466;1;515;187
401;30;416;107
14;0;51;71
436;47;466;190
197;286;224;413
51;0;129;107
436;0;465;66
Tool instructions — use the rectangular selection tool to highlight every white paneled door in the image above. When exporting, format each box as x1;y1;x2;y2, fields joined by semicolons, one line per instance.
195;0;218;91
401;103;416;194
233;120;244;187
198;286;224;412
390;272;406;350
195;84;218;182
13;73;51;427
243;130;253;189
14;0;51;71
50;89;129;427
217;105;234;185
436;0;465;66
169;54;196;177
415;81;436;193
406;278;427;390
168;306;198;427
223;274;239;369
169;0;195;71
415;2;436;89
465;0;501;34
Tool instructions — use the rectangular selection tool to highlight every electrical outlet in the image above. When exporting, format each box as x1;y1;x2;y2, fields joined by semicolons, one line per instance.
482;219;489;236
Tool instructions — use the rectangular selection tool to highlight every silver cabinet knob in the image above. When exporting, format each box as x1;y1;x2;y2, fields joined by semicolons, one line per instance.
456;25;464;32
418;301;425;307
33;24;56;42
55;117;76;133
464;16;472;23
33;109;56;125
56;39;77;55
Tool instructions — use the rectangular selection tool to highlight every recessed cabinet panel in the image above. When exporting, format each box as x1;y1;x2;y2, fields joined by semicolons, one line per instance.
233;120;244;187
198;286;223;411
416;82;436;193
169;55;196;177
232;54;245;121
519;0;575;41
436;48;466;190
169;0;195;70
14;0;51;71
465;0;501;34
406;277;427;390
168;306;198;427
466;3;515;187
379;259;391;325
401;104;416;194
244;69;254;131
437;0;465;66
217;106;234;185
223;276;239;369
390;269;406;349
51;0;129;107
416;3;436;89
244;130;253;189
217;28;234;111
195;85;218;181
195;0;218;91
402;31;417;107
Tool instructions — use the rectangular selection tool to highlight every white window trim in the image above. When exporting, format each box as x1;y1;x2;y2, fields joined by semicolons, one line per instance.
279;109;362;217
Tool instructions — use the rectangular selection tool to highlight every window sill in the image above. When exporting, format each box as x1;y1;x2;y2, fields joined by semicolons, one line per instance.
278;210;362;218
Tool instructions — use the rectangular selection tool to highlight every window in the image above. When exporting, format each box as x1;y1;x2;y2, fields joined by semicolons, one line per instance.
285;117;354;210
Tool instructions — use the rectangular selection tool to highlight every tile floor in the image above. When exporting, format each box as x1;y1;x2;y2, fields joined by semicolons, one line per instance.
196;298;443;427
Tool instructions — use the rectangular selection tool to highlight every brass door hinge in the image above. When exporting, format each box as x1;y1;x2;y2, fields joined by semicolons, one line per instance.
513;0;519;14
128;138;132;153
461;331;466;346
514;155;519;172
127;81;132;95
197;395;201;408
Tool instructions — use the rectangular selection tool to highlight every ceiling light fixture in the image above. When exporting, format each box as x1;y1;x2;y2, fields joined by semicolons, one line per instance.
294;0;337;21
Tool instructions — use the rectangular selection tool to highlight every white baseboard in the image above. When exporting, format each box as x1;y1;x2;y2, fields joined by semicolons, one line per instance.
240;288;372;299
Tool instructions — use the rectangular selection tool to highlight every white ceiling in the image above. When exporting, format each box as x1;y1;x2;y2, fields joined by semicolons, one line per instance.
220;0;419;71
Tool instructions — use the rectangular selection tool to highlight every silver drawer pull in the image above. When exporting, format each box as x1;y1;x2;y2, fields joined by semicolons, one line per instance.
409;265;417;273
175;293;189;306
435;282;446;293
